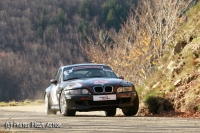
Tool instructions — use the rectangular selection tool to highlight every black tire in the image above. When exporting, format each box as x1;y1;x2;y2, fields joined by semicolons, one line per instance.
105;108;116;116
60;91;76;116
45;93;57;115
122;92;139;116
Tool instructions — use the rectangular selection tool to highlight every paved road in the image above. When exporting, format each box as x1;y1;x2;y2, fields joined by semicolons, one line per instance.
0;105;199;132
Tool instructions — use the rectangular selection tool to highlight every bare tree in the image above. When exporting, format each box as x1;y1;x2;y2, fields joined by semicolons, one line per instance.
136;0;195;57
81;0;196;85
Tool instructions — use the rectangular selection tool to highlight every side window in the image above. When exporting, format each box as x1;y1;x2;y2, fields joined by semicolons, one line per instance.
54;69;62;83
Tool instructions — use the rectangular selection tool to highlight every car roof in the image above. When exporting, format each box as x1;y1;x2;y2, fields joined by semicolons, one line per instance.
59;63;110;69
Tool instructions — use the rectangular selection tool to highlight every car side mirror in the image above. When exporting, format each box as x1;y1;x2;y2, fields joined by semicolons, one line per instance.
118;76;124;79
50;79;57;84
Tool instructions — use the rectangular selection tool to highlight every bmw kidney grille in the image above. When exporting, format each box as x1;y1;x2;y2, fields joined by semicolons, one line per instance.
93;86;113;94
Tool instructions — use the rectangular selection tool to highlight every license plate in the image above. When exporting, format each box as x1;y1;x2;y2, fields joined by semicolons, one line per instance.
93;94;116;101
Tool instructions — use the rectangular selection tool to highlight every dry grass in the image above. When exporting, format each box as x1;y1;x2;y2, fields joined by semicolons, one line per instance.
0;99;44;107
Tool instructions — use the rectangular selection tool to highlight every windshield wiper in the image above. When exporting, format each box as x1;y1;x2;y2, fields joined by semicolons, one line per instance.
64;77;79;81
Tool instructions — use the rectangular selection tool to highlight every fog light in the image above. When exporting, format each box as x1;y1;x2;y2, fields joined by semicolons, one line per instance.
82;89;89;94
117;88;123;93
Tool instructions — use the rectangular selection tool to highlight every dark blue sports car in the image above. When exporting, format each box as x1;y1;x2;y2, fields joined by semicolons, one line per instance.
44;63;139;116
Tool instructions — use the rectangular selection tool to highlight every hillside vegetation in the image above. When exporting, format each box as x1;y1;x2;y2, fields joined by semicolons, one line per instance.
137;2;200;116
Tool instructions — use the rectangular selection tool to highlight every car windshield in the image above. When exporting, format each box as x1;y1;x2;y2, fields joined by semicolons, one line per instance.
63;67;117;81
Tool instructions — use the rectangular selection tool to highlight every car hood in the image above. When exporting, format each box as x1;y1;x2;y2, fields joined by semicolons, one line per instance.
61;78;132;91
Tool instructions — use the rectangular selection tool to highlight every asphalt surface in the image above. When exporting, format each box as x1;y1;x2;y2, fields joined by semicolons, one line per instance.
0;105;200;132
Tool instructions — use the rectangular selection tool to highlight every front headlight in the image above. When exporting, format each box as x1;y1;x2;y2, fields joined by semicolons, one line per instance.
69;89;81;94
69;89;90;95
117;87;132;93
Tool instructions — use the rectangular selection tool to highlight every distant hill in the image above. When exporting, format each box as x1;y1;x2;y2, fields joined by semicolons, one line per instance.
0;0;136;101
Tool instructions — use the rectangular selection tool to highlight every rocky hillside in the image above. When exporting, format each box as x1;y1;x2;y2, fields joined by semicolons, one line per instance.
138;2;200;117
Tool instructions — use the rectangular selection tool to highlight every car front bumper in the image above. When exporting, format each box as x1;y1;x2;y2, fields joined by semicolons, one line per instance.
65;92;137;111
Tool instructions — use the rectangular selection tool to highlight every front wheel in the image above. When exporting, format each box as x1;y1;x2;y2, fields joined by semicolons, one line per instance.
60;91;76;116
105;108;116;116
45;93;57;115
122;93;139;116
